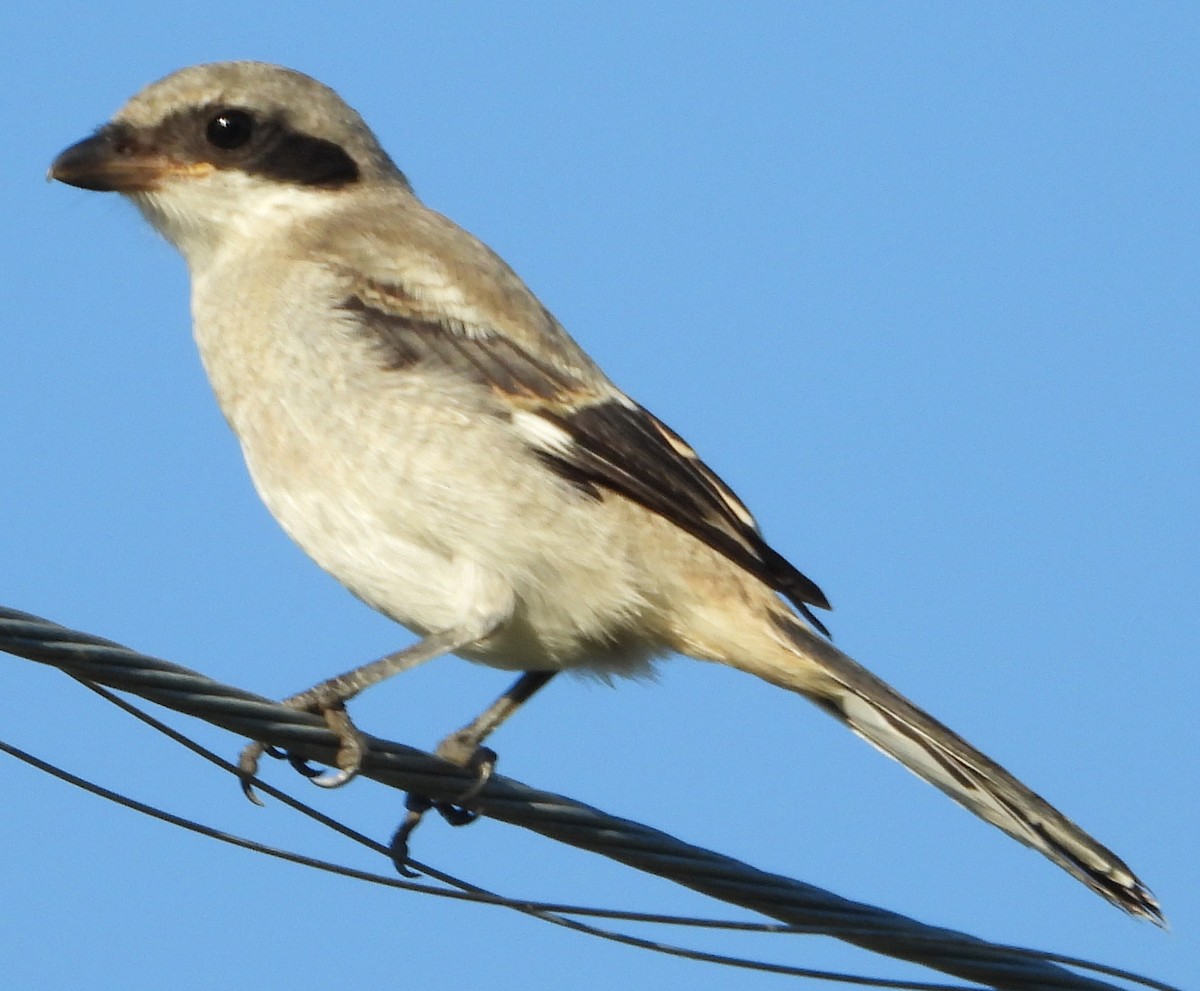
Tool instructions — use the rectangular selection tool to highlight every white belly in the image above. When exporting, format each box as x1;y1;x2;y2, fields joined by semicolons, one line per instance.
195;272;664;676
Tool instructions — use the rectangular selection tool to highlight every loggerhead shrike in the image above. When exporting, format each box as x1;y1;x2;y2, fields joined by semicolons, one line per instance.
49;61;1161;922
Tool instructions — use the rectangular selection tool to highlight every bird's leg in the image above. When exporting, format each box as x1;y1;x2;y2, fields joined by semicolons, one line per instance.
435;669;558;789
390;670;557;871
238;628;484;802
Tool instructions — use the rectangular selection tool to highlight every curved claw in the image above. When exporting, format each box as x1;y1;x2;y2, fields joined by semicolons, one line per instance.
286;753;325;779
238;741;267;807
308;764;359;789
389;794;433;877
306;704;367;788
434;802;480;827
451;746;497;805
263;744;289;760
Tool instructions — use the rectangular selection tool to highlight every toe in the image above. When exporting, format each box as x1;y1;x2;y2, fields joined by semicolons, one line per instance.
237;741;267;806
308;705;366;788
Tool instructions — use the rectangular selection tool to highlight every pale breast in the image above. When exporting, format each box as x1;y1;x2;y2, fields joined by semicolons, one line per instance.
189;255;669;672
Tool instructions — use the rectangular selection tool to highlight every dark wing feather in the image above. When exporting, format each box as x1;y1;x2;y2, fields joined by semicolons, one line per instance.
536;401;831;632
340;280;831;633
342;292;581;402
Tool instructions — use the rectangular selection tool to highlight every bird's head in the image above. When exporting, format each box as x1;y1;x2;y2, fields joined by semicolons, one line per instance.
49;61;409;266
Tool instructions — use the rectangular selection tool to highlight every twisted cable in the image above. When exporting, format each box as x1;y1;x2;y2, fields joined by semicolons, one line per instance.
0;605;1139;991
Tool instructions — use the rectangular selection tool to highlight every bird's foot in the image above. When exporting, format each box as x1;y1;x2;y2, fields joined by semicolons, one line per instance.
389;737;498;874
435;731;498;802
238;695;367;804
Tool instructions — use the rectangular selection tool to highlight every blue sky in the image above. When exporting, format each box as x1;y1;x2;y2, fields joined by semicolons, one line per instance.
2;4;1195;989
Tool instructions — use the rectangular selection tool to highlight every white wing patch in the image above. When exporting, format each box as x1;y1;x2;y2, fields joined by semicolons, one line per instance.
357;264;484;332
512;409;575;455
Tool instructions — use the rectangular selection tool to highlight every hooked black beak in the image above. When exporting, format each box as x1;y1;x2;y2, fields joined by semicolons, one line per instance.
49;126;176;193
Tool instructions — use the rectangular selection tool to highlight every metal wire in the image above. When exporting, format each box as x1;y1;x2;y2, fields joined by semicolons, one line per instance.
0;605;1147;991
7;681;1177;991
0;735;1000;991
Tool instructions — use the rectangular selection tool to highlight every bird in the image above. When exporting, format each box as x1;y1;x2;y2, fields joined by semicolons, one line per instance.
49;60;1161;923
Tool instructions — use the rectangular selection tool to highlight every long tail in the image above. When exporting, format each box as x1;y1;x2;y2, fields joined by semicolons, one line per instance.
754;613;1163;924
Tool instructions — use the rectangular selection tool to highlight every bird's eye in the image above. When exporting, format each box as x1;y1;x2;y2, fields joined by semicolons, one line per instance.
205;109;254;150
